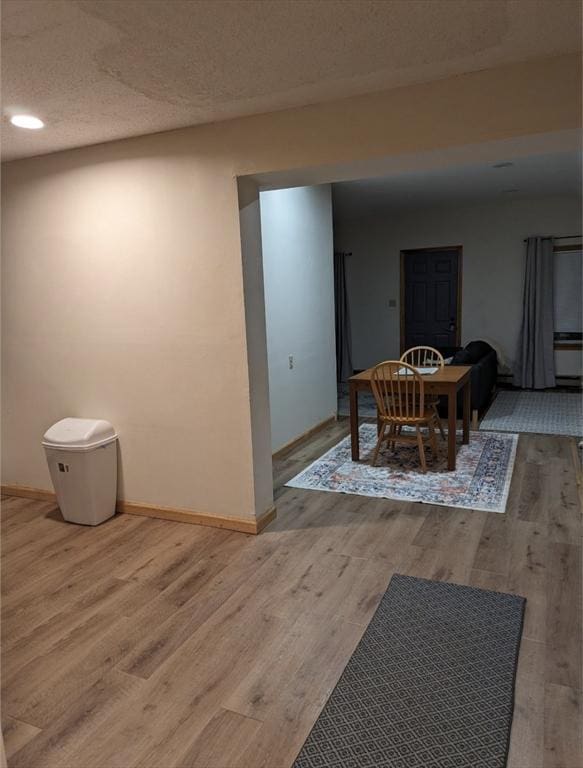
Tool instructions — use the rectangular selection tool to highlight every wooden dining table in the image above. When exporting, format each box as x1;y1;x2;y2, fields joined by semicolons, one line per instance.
348;365;472;471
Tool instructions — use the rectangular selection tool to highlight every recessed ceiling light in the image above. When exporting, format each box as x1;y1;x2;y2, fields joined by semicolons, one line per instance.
10;114;44;130
492;161;514;169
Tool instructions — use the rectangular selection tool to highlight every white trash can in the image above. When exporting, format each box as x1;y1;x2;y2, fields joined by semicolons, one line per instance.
43;418;118;525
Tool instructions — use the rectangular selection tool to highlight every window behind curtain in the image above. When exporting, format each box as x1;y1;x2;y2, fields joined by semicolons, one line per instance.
553;245;582;347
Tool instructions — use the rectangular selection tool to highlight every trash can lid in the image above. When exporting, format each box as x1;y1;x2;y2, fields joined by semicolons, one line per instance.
42;418;118;451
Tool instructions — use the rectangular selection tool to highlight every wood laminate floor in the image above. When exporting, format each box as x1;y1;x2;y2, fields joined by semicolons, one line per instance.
2;422;582;767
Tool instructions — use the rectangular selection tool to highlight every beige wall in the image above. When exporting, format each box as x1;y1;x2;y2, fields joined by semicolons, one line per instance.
2;152;259;519
2;54;581;521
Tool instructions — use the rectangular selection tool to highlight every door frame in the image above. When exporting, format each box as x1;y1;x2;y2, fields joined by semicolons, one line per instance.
399;245;463;353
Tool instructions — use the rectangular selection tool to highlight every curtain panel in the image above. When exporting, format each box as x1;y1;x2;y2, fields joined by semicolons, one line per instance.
333;252;353;383
513;236;556;389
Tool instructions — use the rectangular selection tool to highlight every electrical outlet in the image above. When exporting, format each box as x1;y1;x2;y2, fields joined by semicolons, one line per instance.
288;355;294;370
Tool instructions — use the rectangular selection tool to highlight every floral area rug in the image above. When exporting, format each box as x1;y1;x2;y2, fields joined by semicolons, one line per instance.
286;423;518;513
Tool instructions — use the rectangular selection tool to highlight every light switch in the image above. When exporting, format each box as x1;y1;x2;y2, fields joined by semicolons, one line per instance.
289;355;294;369
388;299;397;308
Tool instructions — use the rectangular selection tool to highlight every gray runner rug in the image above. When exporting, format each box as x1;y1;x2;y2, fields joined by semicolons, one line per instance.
479;390;582;437
293;574;525;768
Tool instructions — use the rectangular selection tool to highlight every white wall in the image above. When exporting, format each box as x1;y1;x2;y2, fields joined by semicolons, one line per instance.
260;185;337;452
334;195;582;376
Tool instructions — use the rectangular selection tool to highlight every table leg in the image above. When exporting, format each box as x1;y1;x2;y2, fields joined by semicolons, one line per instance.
462;379;471;444
350;383;360;461
447;388;457;471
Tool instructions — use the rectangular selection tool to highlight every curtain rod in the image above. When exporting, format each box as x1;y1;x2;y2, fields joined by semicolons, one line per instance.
523;234;582;242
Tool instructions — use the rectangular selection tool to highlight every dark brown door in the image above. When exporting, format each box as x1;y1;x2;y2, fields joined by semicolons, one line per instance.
401;246;461;352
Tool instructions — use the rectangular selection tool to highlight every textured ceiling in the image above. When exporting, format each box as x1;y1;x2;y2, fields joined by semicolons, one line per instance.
332;150;582;217
2;0;581;161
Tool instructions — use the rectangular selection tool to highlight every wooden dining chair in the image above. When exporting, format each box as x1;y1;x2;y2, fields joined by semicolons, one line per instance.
400;345;446;439
370;361;439;473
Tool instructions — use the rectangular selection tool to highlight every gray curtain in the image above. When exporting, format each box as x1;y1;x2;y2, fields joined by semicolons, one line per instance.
334;252;353;383
513;236;556;389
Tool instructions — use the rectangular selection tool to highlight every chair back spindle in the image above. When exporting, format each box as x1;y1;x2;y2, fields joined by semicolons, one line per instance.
400;345;445;369
371;361;425;419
